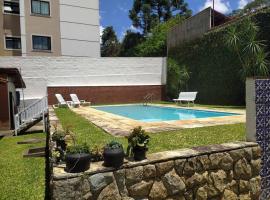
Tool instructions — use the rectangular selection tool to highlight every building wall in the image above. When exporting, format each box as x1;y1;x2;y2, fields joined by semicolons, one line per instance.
0;74;9;130
0;0;22;56
59;0;100;57
167;7;211;49
0;57;167;103
23;0;61;56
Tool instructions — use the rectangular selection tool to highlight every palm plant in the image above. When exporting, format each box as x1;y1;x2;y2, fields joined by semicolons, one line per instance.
225;17;269;78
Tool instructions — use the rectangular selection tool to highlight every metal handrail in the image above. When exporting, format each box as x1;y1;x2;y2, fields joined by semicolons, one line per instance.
14;96;48;135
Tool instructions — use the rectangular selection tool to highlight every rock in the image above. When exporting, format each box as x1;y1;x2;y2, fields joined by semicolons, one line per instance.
97;182;121;200
222;189;238;200
166;196;185;200
251;147;261;159
81;178;91;194
250;159;260;176
114;169;128;196
128;180;153;198
244;148;252;162
249;176;261;199
239;194;251;200
229;149;245;162
209;153;224;169
220;154;234;171
162;169;186;195
186;173;206;189
149;181;168;200
226;180;238;194
174;159;186;176
156;161;174;176
196;186;208;200
206;184;220;198
121;197;134;200
239;180;250;193
89;172;114;194
83;192;93;200
210;170;227;193
144;164;156;179
234;158;252;180
184;190;193;200
183;158;196;176
126;166;143;186
197;155;211;171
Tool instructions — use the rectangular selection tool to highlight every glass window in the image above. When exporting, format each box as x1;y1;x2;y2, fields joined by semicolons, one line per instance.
32;36;51;51
31;0;50;16
5;37;21;49
4;1;20;14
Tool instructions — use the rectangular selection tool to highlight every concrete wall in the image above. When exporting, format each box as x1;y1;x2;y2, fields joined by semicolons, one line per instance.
246;78;256;142
0;57;167;101
167;7;211;49
59;0;100;57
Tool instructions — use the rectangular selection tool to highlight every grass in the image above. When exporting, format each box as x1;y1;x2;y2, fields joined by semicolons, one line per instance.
55;108;245;153
0;133;46;200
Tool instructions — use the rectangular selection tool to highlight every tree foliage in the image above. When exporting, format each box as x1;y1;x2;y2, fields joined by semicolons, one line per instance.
119;31;144;57
101;26;120;57
134;15;185;57
129;0;191;35
244;0;270;12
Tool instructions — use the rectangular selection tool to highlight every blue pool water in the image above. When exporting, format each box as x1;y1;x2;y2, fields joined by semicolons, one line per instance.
94;105;239;122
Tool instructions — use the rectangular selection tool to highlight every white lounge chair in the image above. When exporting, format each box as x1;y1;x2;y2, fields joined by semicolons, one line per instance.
70;94;91;107
55;94;72;108
173;92;198;106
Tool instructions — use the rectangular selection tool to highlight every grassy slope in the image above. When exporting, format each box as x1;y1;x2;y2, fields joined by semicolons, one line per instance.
55;108;245;153
0;133;45;200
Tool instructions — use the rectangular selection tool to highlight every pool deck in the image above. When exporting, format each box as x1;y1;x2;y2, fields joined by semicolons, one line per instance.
71;104;245;137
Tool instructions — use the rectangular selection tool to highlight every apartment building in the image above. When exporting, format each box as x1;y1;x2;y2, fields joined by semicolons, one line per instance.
0;0;100;57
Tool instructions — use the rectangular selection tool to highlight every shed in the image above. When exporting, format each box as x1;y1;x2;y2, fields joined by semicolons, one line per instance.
0;68;25;130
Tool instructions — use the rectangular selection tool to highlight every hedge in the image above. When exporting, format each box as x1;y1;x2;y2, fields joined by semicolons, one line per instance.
168;8;270;105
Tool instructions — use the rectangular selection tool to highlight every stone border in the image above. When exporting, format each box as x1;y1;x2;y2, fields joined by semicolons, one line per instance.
71;104;245;136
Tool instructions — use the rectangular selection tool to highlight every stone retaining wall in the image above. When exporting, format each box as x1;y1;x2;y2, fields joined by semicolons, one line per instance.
52;142;261;200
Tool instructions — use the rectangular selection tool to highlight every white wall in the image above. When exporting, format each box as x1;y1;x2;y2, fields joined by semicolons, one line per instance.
59;0;100;57
0;57;167;99
246;78;256;142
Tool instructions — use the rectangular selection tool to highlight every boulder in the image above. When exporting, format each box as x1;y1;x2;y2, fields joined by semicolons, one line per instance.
144;164;156;179
156;161;174;176
250;159;261;177
174;159;186;176
222;189;238;200
234;158;252;180
125;166;143;186
89;172;114;194
249;176;261;199
149;181;168;200
162;169;186;195
97;182;121;200
128;180;153;198
239;180;250;193
196;186;208;200
210;170;227;193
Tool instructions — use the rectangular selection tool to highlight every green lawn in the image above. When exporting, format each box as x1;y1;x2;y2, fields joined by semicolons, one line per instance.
55;108;245;153
0;133;46;200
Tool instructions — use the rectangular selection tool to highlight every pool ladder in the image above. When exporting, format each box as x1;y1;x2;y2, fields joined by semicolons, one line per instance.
143;93;155;106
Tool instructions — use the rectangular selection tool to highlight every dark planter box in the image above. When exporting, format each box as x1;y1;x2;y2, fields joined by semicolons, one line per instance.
103;147;125;168
133;146;147;161
65;153;91;173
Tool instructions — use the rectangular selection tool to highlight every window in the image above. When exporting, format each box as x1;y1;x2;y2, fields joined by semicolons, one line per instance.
5;37;21;49
4;1;20;14
32;35;51;51
31;0;50;16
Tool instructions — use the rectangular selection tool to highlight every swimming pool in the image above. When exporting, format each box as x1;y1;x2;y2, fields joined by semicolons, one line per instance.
94;105;239;122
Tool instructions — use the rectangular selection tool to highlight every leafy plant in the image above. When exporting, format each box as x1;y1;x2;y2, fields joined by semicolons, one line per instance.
225;17;269;78
126;127;150;156
105;141;123;150
52;130;66;141
90;145;104;162
66;143;90;154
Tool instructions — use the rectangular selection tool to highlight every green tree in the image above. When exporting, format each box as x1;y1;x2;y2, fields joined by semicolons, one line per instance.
129;0;191;35
101;26;120;57
225;17;269;77
135;15;184;57
119;31;144;57
244;0;270;12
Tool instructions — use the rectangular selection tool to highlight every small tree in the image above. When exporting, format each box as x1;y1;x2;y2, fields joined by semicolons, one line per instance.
225;17;269;78
101;26;120;57
119;31;144;57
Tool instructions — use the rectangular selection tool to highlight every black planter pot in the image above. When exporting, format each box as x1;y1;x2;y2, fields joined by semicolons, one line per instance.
65;153;91;173
103;147;125;168
133;146;147;161
56;140;66;151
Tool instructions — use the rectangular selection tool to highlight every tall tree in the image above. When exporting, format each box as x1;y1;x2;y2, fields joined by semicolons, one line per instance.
244;0;270;12
119;31;144;56
129;0;191;35
101;26;120;57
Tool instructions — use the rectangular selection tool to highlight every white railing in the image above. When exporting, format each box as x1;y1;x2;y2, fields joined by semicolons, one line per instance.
14;96;48;135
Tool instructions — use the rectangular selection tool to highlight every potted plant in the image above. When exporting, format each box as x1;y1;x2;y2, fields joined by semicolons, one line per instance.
103;141;125;168
65;143;91;173
52;130;67;151
126;126;150;161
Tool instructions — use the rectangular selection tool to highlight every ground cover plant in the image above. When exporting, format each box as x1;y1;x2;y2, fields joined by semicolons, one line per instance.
0;133;45;200
55;108;245;154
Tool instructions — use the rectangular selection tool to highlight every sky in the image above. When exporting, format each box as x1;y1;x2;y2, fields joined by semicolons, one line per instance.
100;0;254;40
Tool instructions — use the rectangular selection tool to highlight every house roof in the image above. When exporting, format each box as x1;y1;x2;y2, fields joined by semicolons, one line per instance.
0;68;26;88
